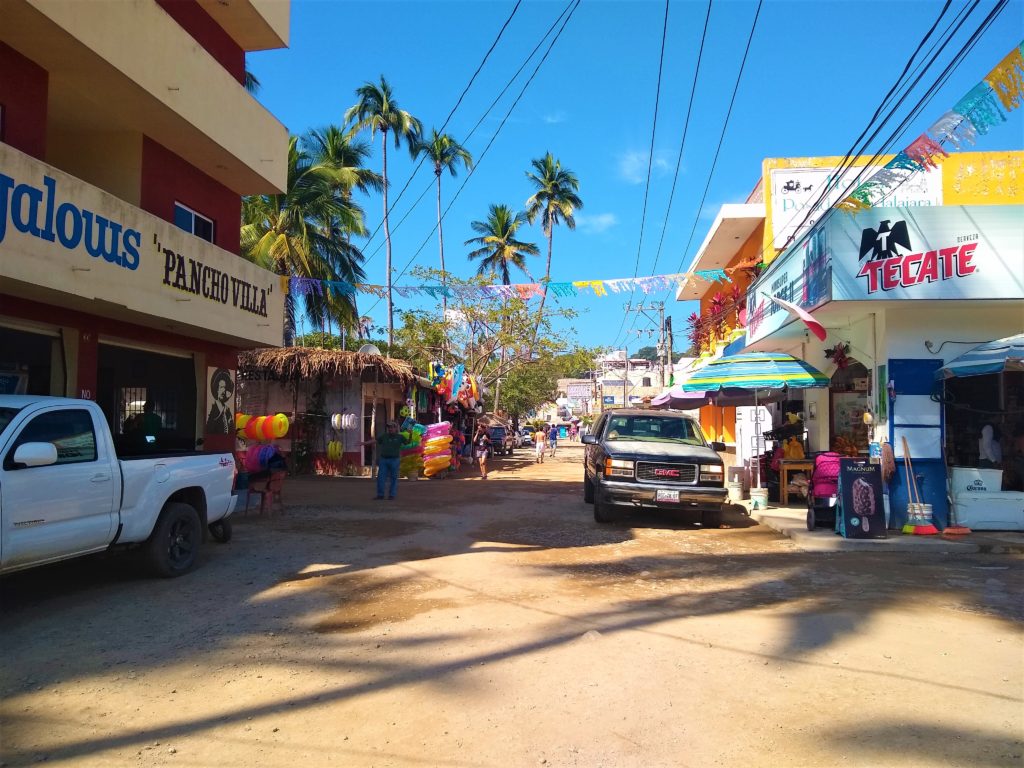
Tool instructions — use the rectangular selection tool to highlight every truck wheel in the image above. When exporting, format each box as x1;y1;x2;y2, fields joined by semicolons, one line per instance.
583;475;594;504
702;508;723;529
209;518;232;543
594;500;615;524
145;502;201;577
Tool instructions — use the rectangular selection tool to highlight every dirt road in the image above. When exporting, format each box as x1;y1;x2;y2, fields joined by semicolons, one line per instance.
2;443;1021;767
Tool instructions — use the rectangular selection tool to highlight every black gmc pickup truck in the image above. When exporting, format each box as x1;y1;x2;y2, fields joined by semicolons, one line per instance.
582;408;728;527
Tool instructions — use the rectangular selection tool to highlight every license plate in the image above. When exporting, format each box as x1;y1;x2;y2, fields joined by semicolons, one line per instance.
656;490;680;503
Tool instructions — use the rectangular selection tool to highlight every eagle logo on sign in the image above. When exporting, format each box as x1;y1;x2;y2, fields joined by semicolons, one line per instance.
859;220;911;261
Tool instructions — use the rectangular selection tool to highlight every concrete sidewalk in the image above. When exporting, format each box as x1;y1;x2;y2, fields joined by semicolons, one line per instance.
739;499;1024;555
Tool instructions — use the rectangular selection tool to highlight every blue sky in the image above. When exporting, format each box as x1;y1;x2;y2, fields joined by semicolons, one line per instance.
249;0;1024;352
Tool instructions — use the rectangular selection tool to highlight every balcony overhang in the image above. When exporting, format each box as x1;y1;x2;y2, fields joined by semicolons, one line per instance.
675;204;763;301
196;0;290;51
0;143;285;349
1;0;287;195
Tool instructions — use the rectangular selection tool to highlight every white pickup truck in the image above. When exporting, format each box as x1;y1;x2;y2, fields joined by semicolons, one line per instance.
0;396;237;577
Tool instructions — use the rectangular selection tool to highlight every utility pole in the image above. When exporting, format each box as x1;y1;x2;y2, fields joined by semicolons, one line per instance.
664;315;674;386
623;346;628;408
623;301;666;386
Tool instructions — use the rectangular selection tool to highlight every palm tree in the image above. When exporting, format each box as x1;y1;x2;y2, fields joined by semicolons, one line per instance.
465;204;539;285
241;136;367;344
344;76;422;348
466;204;539;415
410;129;473;317
302;126;383;339
524;152;582;345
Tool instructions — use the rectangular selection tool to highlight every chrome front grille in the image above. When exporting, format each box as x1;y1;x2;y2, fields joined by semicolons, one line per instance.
636;462;696;484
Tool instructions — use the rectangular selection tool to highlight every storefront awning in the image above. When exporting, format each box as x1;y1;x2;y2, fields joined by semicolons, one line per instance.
934;333;1024;380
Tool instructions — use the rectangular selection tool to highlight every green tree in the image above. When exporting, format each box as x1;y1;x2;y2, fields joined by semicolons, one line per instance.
525;152;583;345
241;136;367;344
393;270;580;407
345;76;423;349
633;345;660;362
465;204;539;285
301;126;383;338
410;129;473;317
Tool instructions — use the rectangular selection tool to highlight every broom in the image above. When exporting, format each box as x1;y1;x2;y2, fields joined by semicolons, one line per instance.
902;437;939;535
941;446;972;537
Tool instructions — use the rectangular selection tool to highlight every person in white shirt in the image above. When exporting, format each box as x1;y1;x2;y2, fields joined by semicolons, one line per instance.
979;423;1002;468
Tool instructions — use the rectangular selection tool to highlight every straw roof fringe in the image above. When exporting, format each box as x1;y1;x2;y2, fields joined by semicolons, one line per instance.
239;347;416;383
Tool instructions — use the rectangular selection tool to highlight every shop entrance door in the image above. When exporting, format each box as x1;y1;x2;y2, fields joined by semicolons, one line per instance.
0;326;64;396
97;343;197;456
830;360;871;455
362;399;387;466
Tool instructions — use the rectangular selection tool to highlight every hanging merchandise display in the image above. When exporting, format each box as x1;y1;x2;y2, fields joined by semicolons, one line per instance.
237;413;290;441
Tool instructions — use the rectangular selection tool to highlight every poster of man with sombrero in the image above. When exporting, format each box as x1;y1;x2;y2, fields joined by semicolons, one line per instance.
205;367;235;435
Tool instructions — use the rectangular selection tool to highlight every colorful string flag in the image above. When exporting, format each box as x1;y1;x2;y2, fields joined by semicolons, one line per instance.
954;82;1006;136
694;269;730;283
984;42;1024;111
515;284;544;299
904;133;948;171
838;41;1023;215
573;280;607;296
603;278;631;294
928;111;977;150
548;282;578;297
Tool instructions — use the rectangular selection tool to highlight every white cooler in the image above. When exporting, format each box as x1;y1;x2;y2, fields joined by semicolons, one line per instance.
951;492;1024;531
949;467;1003;494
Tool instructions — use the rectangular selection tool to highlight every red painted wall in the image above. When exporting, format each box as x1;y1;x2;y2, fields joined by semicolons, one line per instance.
0;42;48;160
3;293;241;453
140;137;241;255
155;0;245;84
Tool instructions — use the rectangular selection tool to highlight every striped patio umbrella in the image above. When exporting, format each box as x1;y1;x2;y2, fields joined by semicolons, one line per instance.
680;352;828;490
933;334;1024;380
682;352;830;392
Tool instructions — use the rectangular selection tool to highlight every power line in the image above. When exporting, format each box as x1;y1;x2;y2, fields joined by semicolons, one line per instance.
357;0;524;254
610;0;712;349
614;0;762;350
679;0;1007;338
649;0;713;278
362;0;578;268
607;0;671;348
670;0;762;276
363;0;582;315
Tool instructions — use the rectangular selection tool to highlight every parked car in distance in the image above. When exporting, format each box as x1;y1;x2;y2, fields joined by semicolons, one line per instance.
488;425;515;456
0;396;238;578
582;408;727;527
520;429;533;446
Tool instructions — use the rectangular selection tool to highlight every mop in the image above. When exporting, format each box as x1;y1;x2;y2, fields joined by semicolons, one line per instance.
901;437;939;535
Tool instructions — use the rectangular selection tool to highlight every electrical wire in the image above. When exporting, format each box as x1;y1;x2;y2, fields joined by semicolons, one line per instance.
609;0;713;349
361;0;577;267
680;0;1008;338
613;0;762;350
607;0;672;349
356;0;524;254
362;0;582;315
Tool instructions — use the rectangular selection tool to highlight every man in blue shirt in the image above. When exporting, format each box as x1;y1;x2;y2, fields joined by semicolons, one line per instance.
548;424;559;458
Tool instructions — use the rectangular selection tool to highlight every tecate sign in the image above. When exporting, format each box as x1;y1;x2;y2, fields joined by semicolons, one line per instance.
831;205;1023;301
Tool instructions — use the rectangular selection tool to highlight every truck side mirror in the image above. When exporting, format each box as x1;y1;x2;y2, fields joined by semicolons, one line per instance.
13;442;59;468
710;441;726;452
581;435;597;445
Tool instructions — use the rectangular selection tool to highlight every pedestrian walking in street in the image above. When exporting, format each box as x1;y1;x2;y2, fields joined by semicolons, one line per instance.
359;420;404;500
474;424;492;479
533;425;546;463
548;424;559;458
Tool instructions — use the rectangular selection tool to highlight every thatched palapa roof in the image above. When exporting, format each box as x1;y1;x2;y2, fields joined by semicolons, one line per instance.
239;347;416;384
